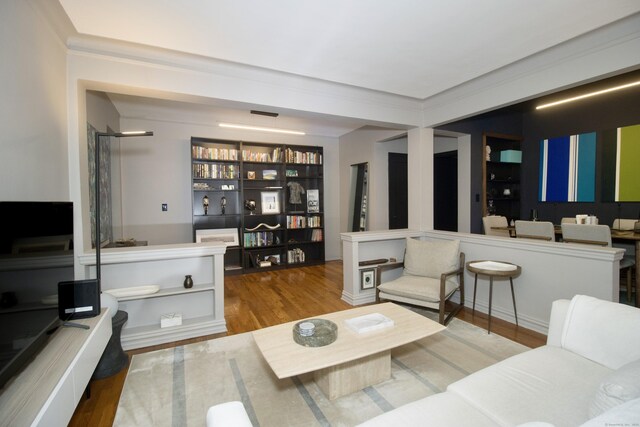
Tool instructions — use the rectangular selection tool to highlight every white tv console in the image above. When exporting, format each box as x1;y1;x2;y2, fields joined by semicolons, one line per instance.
0;309;111;427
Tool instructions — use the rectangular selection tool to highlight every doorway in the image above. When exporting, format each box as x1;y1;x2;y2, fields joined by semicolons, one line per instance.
434;150;458;231
388;152;408;229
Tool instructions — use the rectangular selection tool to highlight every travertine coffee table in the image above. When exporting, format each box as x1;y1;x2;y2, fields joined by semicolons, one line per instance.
252;302;445;399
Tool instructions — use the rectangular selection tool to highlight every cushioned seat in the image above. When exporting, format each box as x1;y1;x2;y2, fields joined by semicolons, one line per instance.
378;275;458;303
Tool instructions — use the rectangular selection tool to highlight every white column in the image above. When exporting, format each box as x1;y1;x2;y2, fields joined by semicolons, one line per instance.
407;127;434;231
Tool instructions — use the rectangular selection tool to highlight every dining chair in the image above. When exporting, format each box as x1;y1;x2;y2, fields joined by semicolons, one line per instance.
482;215;510;238
613;218;638;230
561;223;635;297
515;220;555;241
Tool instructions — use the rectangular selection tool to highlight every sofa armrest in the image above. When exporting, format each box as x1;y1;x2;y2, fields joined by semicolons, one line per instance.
560;295;640;369
546;299;571;347
206;401;252;427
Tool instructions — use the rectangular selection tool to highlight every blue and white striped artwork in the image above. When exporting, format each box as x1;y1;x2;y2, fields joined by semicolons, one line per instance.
538;132;596;202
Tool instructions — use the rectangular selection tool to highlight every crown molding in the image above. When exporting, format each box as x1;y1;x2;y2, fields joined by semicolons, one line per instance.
421;13;640;127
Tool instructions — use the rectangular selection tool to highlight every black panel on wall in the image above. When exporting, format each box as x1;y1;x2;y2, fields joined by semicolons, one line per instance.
437;70;640;233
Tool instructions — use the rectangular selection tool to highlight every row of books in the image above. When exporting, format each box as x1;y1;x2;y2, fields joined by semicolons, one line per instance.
287;248;305;264
287;215;322;229
310;229;323;242
192;145;321;165
193;163;238;179
285;148;322;165
192;146;239;161
243;231;279;248
242;147;283;163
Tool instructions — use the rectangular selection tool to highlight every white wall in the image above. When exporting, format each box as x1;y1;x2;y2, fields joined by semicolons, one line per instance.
339;127;407;235
0;1;68;201
117;117;342;259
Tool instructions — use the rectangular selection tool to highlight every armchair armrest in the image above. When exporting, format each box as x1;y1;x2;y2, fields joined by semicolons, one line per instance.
440;252;465;282
375;261;404;292
374;261;404;303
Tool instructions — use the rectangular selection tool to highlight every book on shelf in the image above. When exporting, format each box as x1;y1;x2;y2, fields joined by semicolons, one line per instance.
193;163;237;179
192;145;239;161
285;148;322;165
241;147;283;163
310;229;323;242
244;231;278;247
286;215;321;229
287;248;305;264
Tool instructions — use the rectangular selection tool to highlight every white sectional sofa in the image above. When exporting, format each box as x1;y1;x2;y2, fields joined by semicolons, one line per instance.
207;295;640;426
359;295;640;427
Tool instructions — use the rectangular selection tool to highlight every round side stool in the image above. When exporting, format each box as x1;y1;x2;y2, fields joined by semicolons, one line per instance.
466;261;521;334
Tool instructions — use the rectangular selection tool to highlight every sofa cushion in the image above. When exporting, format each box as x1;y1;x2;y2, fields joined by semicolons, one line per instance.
581;397;640;427
588;359;640;418
447;345;611;426
403;238;459;279
561;295;640;369
377;274;459;303
356;390;497;427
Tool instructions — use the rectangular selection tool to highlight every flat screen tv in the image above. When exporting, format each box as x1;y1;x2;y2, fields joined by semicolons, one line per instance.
0;201;74;389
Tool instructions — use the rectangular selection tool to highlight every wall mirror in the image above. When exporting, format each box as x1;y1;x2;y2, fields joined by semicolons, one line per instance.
349;162;369;232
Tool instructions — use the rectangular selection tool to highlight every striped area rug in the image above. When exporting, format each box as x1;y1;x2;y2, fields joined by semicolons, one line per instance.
114;317;528;427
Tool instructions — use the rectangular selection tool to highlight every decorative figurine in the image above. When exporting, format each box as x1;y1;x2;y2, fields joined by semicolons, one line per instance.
287;181;305;213
202;195;209;215
220;196;227;215
486;145;491;161
244;199;256;215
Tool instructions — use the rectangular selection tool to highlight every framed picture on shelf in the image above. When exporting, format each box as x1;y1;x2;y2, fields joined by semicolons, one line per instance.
261;191;280;214
307;189;319;213
247;171;256;180
360;268;376;290
262;169;277;180
195;228;239;247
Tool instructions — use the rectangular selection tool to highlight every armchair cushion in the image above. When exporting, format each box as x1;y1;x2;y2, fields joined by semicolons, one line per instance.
403;238;459;279
377;275;459;303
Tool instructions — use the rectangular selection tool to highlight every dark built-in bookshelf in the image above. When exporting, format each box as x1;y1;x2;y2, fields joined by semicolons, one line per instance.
191;137;324;274
482;132;523;221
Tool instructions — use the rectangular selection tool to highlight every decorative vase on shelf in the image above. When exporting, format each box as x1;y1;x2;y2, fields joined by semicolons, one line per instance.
183;275;193;289
244;199;256;215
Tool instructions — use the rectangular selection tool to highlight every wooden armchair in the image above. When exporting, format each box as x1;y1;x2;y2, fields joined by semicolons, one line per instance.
375;238;465;325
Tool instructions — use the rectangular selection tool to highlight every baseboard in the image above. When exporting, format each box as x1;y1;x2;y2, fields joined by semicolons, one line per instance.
121;319;227;350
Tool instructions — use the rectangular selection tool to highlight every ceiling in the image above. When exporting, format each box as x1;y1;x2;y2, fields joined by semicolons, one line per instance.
59;1;640;137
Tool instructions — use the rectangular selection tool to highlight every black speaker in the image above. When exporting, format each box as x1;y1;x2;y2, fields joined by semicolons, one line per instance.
58;279;100;320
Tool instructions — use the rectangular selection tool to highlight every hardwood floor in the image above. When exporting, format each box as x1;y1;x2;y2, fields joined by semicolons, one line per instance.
69;260;546;426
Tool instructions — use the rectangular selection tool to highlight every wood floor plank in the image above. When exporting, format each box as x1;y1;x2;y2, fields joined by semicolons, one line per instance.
69;260;545;426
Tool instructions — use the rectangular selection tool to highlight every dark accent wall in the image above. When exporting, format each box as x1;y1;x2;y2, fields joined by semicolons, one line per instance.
437;73;640;234
437;110;523;233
